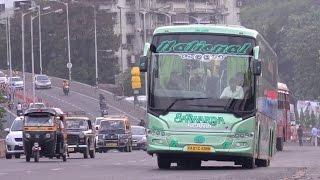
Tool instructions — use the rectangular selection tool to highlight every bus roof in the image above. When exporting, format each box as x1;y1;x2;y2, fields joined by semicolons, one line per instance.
153;24;259;38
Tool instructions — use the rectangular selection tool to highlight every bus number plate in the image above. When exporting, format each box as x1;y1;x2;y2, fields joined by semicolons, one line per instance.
186;145;212;152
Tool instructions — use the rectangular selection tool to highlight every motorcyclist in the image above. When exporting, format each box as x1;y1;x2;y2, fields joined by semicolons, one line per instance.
138;119;146;127
62;80;69;88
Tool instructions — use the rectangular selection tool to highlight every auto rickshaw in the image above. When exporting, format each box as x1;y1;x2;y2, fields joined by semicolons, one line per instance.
23;108;67;162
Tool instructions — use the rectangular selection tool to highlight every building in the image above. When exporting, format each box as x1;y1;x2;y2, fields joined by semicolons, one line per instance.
74;0;242;72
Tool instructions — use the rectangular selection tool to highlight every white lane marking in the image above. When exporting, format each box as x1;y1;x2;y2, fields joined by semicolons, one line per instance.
80;165;89;167
114;163;121;166
51;168;62;171
0;172;8;175
25;171;32;173
128;160;137;163
51;86;139;121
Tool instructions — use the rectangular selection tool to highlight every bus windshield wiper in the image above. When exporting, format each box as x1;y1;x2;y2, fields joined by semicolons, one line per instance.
161;98;209;116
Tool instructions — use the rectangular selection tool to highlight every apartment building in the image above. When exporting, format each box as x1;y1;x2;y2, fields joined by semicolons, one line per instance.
77;0;243;71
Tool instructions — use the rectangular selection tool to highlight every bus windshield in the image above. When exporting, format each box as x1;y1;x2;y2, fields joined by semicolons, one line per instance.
149;34;255;115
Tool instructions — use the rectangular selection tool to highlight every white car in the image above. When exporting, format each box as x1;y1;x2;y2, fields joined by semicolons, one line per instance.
94;117;104;130
131;126;147;151
5;117;24;159
0;71;7;84
8;76;24;89
35;74;52;89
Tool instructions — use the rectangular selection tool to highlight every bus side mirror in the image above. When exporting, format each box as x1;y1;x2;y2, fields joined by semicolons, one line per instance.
253;60;262;76
139;56;148;72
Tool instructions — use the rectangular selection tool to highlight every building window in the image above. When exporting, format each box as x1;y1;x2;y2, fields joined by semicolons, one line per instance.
126;14;135;24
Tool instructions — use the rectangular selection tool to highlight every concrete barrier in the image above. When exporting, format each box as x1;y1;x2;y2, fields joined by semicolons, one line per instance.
0;139;5;158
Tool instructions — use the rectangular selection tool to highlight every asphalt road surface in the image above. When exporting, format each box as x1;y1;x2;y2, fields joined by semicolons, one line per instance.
0;145;319;180
23;80;141;125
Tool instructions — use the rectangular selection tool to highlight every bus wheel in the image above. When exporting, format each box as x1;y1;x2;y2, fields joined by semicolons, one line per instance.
256;159;270;167
242;158;255;169
276;137;283;151
157;156;171;169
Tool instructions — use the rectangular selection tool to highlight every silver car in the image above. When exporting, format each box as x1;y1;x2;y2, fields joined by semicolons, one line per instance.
8;76;24;89
5;117;24;159
35;74;52;89
131;126;147;151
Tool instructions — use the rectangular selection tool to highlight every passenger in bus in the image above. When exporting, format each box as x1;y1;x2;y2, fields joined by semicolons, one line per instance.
166;71;186;90
220;78;244;99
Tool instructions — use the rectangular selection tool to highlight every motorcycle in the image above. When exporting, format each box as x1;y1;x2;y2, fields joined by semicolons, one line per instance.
63;85;69;95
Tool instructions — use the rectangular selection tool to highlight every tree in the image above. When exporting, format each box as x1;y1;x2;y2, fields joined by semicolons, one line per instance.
241;0;320;100
298;108;305;125
0;2;120;86
311;110;317;127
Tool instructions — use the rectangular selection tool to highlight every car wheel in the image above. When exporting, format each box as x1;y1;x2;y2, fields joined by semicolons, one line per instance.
5;153;12;159
14;154;21;159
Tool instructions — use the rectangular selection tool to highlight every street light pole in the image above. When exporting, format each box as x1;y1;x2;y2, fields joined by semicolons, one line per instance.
31;16;36;103
66;3;71;81
8;17;12;83
38;6;43;75
21;13;26;103
117;6;123;73
94;7;98;86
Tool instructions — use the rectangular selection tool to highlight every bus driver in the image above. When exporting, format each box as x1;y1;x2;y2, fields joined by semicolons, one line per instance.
220;77;244;99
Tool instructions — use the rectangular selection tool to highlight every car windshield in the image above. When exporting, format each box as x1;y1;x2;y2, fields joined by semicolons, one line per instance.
11;77;22;82
149;34;255;116
36;76;49;81
11;120;23;131
65;119;88;130
131;127;145;135
29;103;45;109
24;113;54;126
99;120;125;134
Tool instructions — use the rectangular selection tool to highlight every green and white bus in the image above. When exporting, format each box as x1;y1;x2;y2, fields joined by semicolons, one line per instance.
139;25;278;169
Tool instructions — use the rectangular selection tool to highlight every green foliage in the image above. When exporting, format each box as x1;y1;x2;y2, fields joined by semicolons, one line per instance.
241;0;320;100
0;2;120;86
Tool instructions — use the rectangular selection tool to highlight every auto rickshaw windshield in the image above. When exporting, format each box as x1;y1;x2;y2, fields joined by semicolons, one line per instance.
24;113;54;126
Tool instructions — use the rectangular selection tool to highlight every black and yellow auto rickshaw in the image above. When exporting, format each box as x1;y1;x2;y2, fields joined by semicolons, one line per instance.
23;108;67;162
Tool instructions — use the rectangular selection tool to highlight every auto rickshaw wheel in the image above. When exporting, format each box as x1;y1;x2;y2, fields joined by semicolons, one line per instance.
62;154;67;162
89;148;95;158
83;147;89;159
34;151;39;162
26;154;31;162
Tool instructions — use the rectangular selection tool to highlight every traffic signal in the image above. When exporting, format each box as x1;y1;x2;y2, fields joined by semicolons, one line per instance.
131;67;141;89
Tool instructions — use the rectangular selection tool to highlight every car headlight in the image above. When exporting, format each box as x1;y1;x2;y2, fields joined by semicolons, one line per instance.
45;133;51;138
5;136;13;143
141;136;147;142
79;133;85;139
25;133;31;139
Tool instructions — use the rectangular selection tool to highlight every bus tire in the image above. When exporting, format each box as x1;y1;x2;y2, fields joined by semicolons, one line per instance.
276;137;283;151
242;158;256;169
157;156;171;169
256;159;270;167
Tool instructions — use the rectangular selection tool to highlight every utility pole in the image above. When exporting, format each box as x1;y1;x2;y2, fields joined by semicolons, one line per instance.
21;13;26;103
8;17;12;82
134;0;141;65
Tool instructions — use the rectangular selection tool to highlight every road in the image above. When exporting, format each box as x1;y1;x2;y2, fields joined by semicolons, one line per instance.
21;78;142;125
0;145;319;180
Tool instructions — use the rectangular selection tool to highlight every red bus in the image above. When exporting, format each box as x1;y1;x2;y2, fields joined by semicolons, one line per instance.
276;82;291;151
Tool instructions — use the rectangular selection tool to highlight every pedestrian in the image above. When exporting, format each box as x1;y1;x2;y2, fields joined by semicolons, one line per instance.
16;102;22;116
311;126;318;146
297;125;304;146
138;119;146;127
